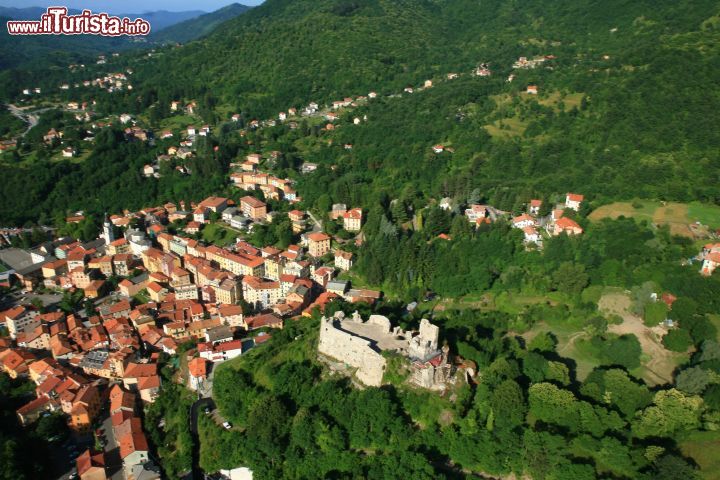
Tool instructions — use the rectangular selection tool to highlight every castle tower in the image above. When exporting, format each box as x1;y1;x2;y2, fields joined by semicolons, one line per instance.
102;214;114;245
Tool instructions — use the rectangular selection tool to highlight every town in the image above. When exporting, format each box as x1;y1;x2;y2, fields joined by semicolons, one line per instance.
2;28;720;480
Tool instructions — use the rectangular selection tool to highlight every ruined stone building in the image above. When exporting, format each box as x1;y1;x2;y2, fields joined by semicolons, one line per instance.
317;311;457;390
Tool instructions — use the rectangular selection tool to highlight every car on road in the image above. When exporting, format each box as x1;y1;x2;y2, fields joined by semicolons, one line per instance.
222;421;232;430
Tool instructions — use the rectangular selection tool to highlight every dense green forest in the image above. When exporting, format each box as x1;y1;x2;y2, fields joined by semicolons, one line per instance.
0;373;68;479
195;303;717;479
2;0;719;224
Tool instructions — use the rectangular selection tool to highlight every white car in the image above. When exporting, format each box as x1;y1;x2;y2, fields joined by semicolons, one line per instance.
222;421;232;430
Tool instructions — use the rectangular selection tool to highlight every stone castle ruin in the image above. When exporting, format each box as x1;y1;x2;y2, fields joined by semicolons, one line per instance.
317;311;456;390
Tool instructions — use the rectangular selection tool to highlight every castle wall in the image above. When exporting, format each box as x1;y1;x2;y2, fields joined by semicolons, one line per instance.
318;318;386;387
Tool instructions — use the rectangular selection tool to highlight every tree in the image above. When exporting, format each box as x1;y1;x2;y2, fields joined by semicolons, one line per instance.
633;389;703;438
528;332;557;353
490;380;526;431
552;262;589;295
676;366;712;395
644;301;668;326
652;455;701;480
663;329;693;352
584;316;608;337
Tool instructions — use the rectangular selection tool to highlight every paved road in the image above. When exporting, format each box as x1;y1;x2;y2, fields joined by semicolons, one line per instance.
100;415;125;480
0;290;63;310
307;211;323;232
189;397;216;479
6;104;49;137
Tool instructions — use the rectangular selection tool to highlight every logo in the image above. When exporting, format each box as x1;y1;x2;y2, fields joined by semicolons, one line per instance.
7;7;151;36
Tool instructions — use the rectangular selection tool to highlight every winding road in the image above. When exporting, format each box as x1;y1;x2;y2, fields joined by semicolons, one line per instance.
6;103;52;137
189;397;215;479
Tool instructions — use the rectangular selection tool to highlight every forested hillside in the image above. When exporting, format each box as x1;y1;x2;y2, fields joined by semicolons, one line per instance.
2;0;718;225
150;3;252;44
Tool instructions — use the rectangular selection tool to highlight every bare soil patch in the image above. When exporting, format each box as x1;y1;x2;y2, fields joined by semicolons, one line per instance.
598;293;683;385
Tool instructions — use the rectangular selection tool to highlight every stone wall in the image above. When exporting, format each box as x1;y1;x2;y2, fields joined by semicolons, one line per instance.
318;316;386;387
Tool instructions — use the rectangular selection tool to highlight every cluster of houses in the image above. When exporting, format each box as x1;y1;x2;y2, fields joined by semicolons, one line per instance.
229;160;299;203
699;242;720;276
512;193;584;245
439;192;584;246
0;299;162;479
23;70;131;97
0;190;379;479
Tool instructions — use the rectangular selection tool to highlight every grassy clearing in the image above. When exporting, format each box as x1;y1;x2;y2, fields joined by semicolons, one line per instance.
680;430;720;480
201;223;239;247
708;314;720;342
220;319;319;389
537;91;584;111
484;117;528;138
589;200;720;237
159;114;200;131
688;202;720;229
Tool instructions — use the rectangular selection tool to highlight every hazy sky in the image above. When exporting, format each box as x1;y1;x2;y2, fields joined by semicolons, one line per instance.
0;0;264;14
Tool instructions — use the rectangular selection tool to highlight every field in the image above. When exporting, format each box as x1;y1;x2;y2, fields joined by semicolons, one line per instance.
484;117;528;138
598;292;686;386
484;90;584;139
680;430;720;480
589;200;720;237
521;290;688;384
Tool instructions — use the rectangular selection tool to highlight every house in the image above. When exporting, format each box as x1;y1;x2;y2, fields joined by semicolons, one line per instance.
288;210;305;223
329;204;347;220
76;449;107;480
300;162;318;174
307;232;331;257
187;357;208;391
327;279;349;296
529;199;542;215
117;418;150;477
439;197;453;211
700;243;720;276
69;385;102;433
342;208;363;232
565;193;584;211
187;125;196;136
245;313;283;331
198;196;228;213
526;85;538;95
217;304;244;328
552;217;583;236
2;306;40;339
512;213;536;229
198;339;244;363
242;276;281;309
523;226;541;244
313;266;335;288
184;222;201;235
240;196;267;221
119;114;132;124
465;205;490;223
16;396;56;425
334;250;353;271
62;147;77;158
432;145;445;154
